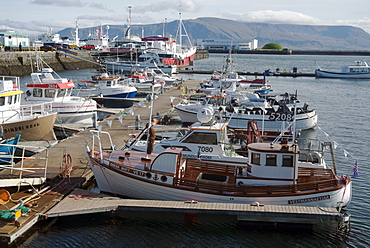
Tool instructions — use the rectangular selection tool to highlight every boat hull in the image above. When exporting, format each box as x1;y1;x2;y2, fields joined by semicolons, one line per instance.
315;69;370;79
104;61;177;74
103;91;137;98
175;106;318;131
89;158;352;208
1;113;57;141
92;97;137;108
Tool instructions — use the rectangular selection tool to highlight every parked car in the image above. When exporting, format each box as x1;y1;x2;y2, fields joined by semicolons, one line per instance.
40;45;56;52
79;45;95;50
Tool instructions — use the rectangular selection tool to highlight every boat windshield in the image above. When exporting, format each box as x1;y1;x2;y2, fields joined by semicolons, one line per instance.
202;97;223;106
180;131;218;145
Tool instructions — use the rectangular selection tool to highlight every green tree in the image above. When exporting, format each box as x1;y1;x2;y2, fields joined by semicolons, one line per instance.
261;43;283;50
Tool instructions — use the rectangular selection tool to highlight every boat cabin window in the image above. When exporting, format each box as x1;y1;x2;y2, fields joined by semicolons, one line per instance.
251;153;260;165
106;81;111;87
57;89;67;97
45;89;56;98
181;132;217;145
266;154;277;166
7;96;11;105
33;88;42;97
0;97;4;106
282;155;294;167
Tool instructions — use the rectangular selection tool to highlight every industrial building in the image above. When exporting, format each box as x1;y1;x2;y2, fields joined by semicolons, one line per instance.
196;39;258;51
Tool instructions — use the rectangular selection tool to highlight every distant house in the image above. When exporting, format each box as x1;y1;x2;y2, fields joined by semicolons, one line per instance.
0;30;30;47
196;39;258;51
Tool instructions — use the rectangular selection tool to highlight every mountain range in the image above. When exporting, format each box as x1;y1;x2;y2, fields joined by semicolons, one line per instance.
58;17;370;50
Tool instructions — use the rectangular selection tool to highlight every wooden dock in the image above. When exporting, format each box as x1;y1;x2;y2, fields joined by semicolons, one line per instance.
46;188;342;226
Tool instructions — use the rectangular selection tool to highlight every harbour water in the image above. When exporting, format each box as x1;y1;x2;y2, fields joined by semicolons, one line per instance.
20;54;369;247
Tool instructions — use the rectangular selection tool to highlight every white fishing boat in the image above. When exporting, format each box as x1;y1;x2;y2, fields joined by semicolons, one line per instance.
23;57;97;125
75;73;137;98
122;71;165;94
85;84;351;208
85;121;352;208
0;76;57;141
129;117;260;163
315;61;370;79
175;92;318;131
104;52;177;75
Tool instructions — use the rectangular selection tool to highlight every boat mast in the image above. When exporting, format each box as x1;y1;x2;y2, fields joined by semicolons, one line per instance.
175;1;193;51
75;19;79;47
127;6;132;40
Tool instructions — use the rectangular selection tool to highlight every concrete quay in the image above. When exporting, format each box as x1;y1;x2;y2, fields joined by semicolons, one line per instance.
0;51;99;76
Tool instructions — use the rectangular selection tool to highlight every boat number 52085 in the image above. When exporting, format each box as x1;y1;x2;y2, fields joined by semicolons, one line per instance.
269;112;294;121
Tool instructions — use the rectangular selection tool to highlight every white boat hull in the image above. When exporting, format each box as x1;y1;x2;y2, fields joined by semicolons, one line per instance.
89;160;352;208
175;105;318;131
104;61;177;74
315;69;370;79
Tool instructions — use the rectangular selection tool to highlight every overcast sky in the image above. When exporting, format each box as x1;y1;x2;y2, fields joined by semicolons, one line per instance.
2;0;370;37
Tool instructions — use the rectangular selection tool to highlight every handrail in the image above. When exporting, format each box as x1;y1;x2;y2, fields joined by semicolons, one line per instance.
90;129;115;160
0;142;49;183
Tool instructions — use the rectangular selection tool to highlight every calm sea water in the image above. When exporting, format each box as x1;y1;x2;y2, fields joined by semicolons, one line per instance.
20;54;369;248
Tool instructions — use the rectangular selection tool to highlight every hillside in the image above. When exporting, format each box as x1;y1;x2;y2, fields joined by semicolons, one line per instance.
58;17;370;50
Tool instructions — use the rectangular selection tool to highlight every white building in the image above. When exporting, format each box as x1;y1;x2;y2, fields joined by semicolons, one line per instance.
196;39;258;50
0;30;30;47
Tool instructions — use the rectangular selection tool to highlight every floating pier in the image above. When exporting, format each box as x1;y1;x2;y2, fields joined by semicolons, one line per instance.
46;188;343;227
178;69;316;77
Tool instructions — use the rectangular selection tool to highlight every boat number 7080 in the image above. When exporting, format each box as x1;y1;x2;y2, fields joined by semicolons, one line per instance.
269;112;294;121
197;146;213;153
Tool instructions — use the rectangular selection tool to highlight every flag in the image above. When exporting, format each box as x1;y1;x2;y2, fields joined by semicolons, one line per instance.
118;115;123;123
107;119;113;128
352;161;359;178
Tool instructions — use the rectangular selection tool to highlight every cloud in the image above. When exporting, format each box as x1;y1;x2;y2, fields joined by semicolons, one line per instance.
0;19;74;36
89;3;115;13
237;10;322;25
77;15;126;22
31;0;86;7
133;0;198;14
334;18;370;33
230;10;370;34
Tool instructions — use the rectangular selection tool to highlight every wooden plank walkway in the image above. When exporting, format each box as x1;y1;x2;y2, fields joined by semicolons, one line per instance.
46;188;340;225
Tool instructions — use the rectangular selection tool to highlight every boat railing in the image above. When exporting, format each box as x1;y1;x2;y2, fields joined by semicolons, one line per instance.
0;75;21;88
89;130;115;160
176;176;338;196
0;143;49;187
20;101;53;116
1;110;21;123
